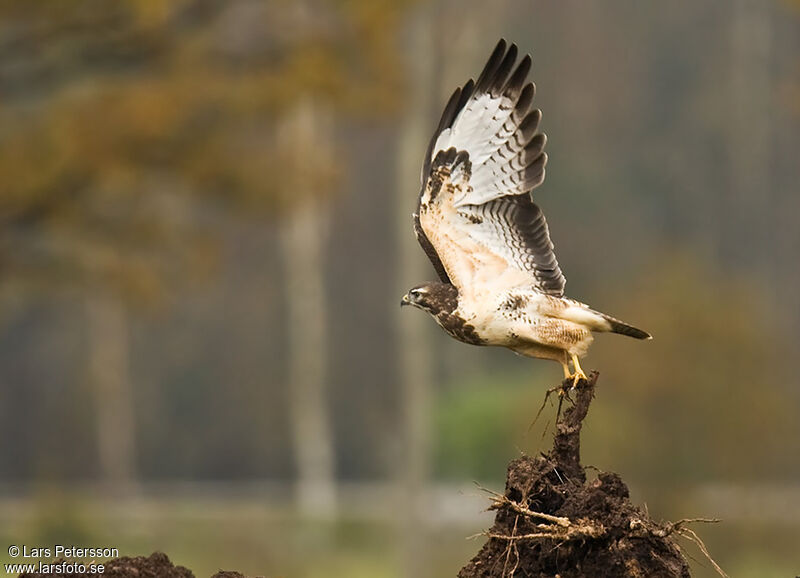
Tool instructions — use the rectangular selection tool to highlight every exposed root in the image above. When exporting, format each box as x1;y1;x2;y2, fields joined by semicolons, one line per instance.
500;514;520;577
482;486;570;527
629;516;727;577
476;485;605;545
675;525;728;578
648;517;721;539
529;383;561;434
486;518;605;542
529;372;593;434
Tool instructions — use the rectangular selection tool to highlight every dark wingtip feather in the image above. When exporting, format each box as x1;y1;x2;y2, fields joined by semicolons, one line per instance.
491;38;508;58
456;79;475;112
436;87;463;133
518;108;542;138
526;133;547;159
523;152;547;189
489;43;518;96
503;55;531;98
474;39;508;94
514;84;535;117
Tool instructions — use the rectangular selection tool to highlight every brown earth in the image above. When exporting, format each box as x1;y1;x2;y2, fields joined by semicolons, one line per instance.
459;372;693;578
18;552;245;578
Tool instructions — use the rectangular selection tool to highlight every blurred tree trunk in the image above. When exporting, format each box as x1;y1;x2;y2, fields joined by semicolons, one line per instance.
394;6;510;572
279;99;337;519
395;9;437;577
728;0;772;270
86;293;138;493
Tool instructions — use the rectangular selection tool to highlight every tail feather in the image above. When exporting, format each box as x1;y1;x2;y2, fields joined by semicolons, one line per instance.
602;314;651;340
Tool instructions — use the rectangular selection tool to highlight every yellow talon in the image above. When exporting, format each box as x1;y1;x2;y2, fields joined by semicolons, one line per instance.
570;353;588;387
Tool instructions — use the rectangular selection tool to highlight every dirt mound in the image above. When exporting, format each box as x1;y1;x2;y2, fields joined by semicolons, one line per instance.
17;552;245;578
18;375;707;578
459;374;693;578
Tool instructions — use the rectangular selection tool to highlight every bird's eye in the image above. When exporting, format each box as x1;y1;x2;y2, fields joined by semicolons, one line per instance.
409;289;419;299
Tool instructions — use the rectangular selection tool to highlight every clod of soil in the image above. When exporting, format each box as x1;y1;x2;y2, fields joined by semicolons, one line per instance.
459;373;692;578
18;552;244;578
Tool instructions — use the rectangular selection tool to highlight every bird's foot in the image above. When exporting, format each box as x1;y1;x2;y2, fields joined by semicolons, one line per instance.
569;369;589;389
568;354;589;389
564;370;599;393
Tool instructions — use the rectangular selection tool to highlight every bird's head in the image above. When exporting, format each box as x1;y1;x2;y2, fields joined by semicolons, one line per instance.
400;282;458;316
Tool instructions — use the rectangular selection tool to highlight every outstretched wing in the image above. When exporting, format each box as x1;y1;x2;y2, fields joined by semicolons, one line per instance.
414;40;565;296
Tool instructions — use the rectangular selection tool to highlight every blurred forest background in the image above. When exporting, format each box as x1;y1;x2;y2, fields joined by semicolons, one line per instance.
1;1;799;577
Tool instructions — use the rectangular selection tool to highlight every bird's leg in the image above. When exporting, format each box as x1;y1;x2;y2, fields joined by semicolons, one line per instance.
554;354;573;399
560;354;571;380
570;353;588;387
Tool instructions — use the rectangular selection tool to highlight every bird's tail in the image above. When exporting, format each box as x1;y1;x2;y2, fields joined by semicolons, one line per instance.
602;314;652;340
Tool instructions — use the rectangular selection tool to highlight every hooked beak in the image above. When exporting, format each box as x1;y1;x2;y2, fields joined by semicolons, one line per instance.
400;293;411;307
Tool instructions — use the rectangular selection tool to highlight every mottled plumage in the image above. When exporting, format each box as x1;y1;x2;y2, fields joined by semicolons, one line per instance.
401;40;650;382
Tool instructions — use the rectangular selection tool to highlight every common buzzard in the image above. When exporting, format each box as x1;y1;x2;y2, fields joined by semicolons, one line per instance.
401;40;650;384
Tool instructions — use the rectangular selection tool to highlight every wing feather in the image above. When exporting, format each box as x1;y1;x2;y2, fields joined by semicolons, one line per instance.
459;197;565;295
414;39;566;296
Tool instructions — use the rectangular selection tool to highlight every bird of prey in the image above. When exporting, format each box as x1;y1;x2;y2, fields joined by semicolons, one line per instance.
401;39;650;384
